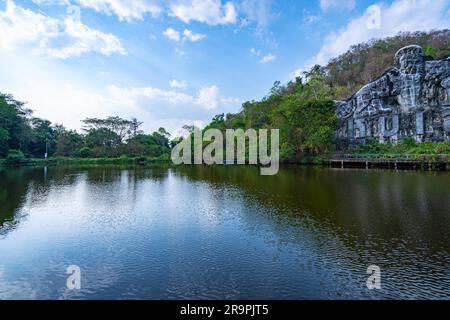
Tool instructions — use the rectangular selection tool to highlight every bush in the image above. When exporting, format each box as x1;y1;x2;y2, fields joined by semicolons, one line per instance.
6;149;26;166
77;147;91;158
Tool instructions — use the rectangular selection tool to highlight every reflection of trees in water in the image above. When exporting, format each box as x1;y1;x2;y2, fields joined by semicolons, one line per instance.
0;168;31;236
0;166;171;237
172;165;450;246
0;165;448;299
2;165;449;246
171;166;450;299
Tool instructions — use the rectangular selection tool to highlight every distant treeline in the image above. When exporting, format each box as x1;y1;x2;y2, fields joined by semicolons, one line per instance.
0;93;172;163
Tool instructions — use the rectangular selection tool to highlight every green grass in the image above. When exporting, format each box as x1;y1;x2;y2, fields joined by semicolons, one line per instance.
0;155;172;168
347;140;450;162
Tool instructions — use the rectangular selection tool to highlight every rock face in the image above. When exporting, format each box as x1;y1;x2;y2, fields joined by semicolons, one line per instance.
336;45;450;147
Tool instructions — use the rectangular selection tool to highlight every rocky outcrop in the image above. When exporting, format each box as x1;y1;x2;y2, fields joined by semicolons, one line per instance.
336;45;450;147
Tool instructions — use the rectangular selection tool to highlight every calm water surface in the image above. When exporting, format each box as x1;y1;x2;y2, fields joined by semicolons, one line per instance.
0;165;449;300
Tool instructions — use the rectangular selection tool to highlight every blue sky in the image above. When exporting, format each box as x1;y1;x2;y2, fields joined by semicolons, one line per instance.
0;0;449;134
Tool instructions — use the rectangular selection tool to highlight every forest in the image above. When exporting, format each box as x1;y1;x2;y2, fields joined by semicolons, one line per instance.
1;30;449;165
0;93;171;165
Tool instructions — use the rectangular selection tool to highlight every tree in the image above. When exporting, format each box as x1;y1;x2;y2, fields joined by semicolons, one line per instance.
85;128;122;156
82;117;133;142
157;127;170;138
55;126;84;157
0;128;10;157
273;99;338;160
29;118;56;158
130;118;144;138
0;93;31;156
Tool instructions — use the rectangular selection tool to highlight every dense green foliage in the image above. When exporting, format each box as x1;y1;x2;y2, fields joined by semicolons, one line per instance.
0;93;171;164
204;67;339;163
351;139;450;156
5;150;26;166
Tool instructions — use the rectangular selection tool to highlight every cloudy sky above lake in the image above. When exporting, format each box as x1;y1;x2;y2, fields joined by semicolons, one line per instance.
0;0;449;134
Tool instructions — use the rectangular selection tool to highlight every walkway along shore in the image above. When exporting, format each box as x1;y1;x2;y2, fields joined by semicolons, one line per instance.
330;154;450;171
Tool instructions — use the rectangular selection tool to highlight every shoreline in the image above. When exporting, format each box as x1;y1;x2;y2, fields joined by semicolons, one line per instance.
1;156;449;172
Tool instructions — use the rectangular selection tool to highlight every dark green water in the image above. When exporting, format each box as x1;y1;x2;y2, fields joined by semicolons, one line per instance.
0;165;449;300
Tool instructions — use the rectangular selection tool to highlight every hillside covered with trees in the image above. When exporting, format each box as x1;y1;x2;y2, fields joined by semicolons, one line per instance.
204;30;450;163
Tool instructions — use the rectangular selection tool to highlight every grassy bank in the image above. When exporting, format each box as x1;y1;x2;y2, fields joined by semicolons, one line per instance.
1;141;449;169
350;140;450;154
345;140;450;162
0;155;172;168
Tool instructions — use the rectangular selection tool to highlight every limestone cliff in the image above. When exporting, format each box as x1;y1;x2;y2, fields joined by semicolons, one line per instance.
335;45;450;147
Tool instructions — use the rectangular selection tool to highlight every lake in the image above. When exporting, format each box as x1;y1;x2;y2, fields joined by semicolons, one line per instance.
0;165;449;300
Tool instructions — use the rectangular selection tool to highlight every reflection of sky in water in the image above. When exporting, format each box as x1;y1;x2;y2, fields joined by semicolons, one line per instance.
0;166;449;300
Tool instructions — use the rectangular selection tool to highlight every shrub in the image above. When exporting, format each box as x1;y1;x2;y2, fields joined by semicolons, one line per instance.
6;149;26;166
77;147;91;158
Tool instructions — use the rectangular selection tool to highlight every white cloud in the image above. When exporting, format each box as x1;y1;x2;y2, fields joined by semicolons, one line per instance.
163;28;206;42
175;48;186;55
239;0;275;30
163;28;206;43
304;14;319;24
183;29;206;42
59;0;238;25
251;48;276;64
201;85;241;110
33;0;281;31
169;79;188;89
33;0;163;22
308;0;450;68
163;27;181;42
320;0;356;11
79;0;162;21
169;0;237;25
107;84;239;115
250;48;261;56
0;1;126;58
260;53;276;64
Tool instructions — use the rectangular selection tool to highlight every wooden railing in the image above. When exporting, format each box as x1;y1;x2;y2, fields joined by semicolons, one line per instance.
331;154;450;162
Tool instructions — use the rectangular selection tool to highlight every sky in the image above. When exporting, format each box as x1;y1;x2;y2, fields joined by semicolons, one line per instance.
0;0;449;135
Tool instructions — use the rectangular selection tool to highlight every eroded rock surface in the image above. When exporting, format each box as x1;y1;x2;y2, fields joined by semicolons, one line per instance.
336;45;450;146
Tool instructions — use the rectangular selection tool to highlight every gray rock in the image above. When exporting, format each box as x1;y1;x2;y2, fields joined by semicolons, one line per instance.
336;45;450;147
